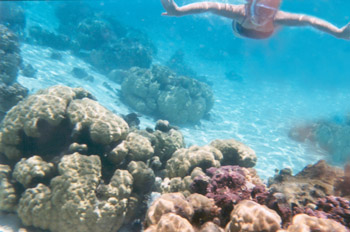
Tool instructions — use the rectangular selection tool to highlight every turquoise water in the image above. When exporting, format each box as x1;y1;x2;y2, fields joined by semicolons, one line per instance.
17;0;350;178
1;1;350;231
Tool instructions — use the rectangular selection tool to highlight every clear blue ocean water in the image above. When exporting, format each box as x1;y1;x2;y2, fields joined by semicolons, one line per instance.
18;0;349;179
1;0;350;231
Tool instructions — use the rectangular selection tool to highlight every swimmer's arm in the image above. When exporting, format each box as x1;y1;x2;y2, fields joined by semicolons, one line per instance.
274;11;350;40
161;0;245;21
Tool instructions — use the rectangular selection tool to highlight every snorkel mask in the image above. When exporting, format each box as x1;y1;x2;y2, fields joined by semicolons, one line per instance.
248;0;278;26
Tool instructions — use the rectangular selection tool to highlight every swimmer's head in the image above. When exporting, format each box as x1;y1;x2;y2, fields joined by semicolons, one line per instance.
246;0;281;26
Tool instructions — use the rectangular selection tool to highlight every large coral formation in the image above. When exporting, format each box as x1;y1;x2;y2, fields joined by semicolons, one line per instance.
210;139;257;168
17;153;135;232
0;24;22;85
0;24;28;121
121;65;214;124
0;85;127;161
225;200;282;232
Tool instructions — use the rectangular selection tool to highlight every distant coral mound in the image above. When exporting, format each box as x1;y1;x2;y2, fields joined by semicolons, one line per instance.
0;24;28;121
121;65;214;124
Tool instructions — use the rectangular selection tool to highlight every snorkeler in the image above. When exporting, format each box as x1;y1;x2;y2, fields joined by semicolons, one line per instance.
160;0;350;40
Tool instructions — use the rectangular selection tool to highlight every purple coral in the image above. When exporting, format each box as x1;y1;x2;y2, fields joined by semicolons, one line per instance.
305;196;350;227
191;165;268;223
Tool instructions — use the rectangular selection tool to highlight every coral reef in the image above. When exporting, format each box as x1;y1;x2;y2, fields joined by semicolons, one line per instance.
0;24;22;85
210;139;257;168
121;65;214;124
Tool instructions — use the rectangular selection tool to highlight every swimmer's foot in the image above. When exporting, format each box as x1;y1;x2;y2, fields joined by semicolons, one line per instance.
161;0;180;16
339;22;350;40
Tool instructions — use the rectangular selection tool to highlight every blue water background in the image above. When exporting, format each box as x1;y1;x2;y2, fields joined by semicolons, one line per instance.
19;0;350;179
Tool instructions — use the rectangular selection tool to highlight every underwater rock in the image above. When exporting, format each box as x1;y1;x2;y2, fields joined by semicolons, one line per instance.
0;85;127;161
0;24;22;85
49;51;63;60
210;139;257;168
289;119;350;163
28;26;73;50
0;164;17;212
17;152;135;232
121;65;214;124
225;200;282;232
166;145;223;178
21;63;37;78
12;156;55;188
0;82;28;121
122;112;141;129
71;67;88;79
166;49;197;78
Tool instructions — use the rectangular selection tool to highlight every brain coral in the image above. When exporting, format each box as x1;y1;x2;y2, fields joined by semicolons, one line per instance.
17;152;135;232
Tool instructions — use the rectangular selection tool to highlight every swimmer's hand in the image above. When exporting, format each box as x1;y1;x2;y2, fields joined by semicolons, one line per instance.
161;0;180;16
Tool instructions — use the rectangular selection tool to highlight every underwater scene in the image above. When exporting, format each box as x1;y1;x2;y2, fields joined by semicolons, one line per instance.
0;0;350;231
